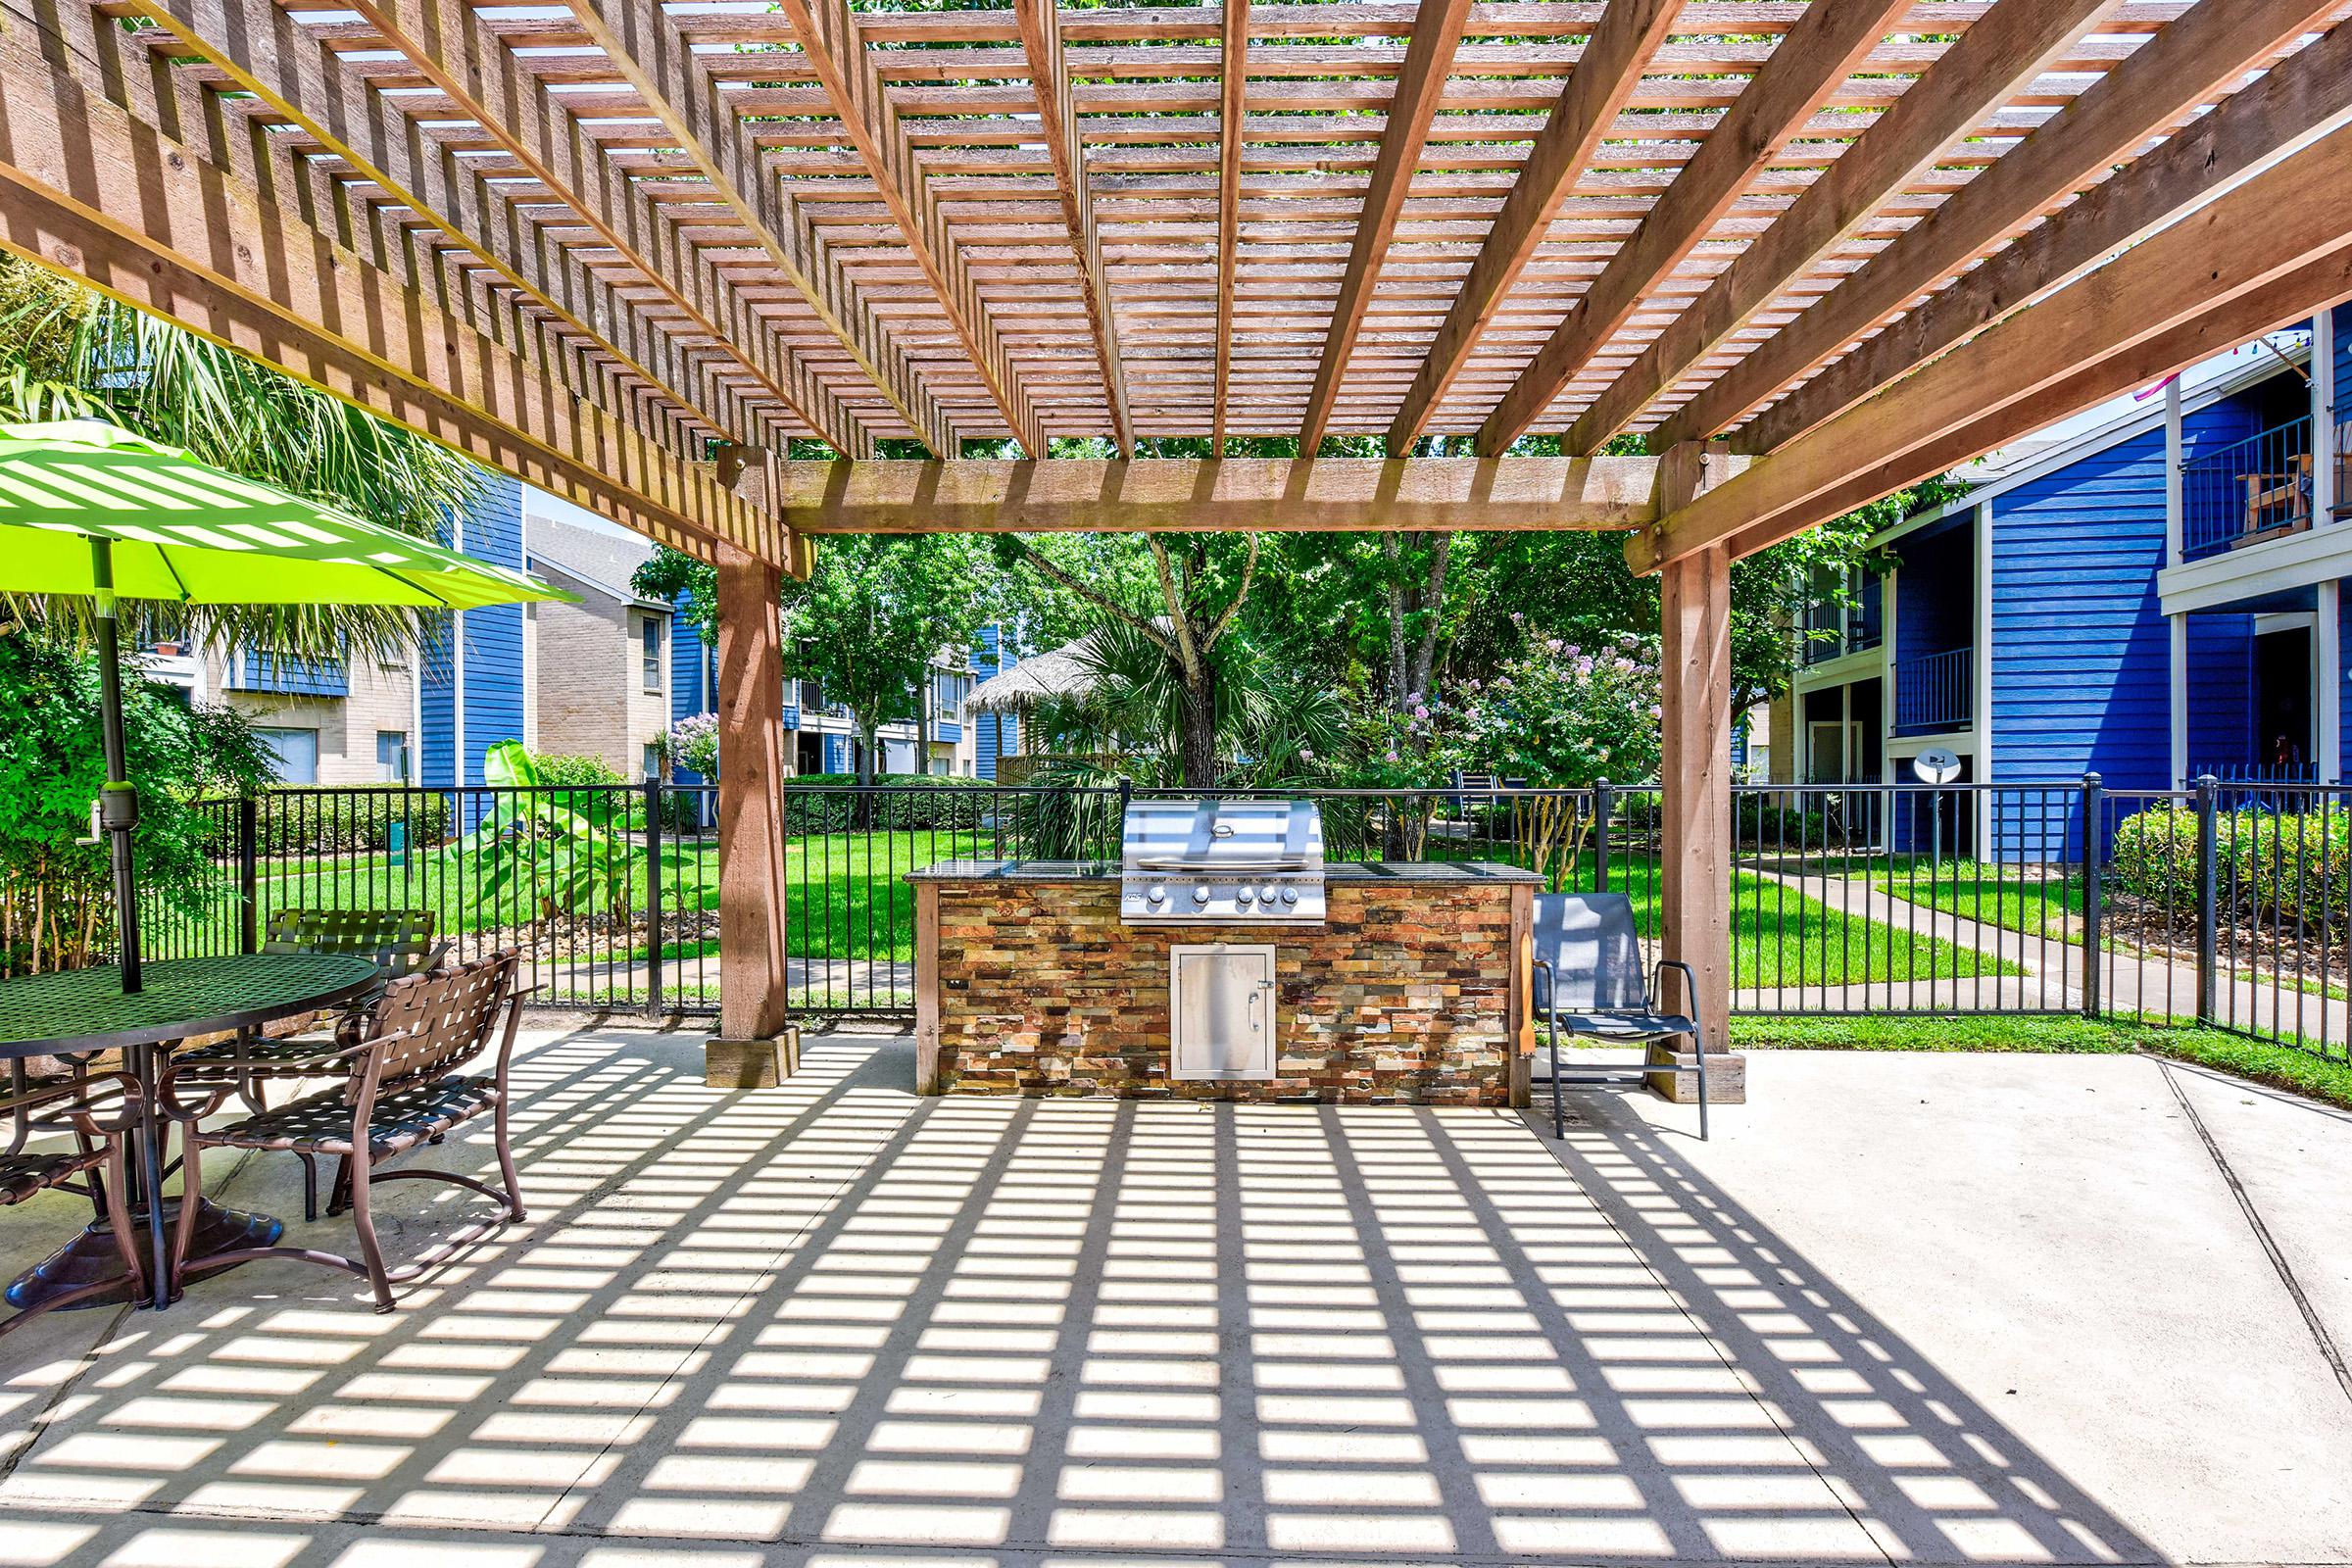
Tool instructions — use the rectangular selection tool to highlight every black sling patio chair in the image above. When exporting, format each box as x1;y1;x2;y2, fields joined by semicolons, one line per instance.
1530;892;1708;1141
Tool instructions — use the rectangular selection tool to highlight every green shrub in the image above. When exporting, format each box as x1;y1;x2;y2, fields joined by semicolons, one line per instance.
2110;802;2352;929
531;752;623;789
784;776;1008;835
254;788;451;856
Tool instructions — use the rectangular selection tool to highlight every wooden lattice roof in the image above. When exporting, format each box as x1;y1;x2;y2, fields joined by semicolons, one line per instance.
4;0;2348;569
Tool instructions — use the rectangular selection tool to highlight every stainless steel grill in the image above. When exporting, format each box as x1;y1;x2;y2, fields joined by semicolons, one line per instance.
1119;798;1325;925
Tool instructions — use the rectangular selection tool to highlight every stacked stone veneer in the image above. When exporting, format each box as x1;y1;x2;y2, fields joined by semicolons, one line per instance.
921;878;1529;1103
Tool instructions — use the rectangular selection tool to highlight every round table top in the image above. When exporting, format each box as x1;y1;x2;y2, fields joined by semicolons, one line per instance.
0;953;383;1056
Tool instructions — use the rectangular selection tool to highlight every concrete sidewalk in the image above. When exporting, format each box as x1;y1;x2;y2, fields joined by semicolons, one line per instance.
1;1027;2347;1564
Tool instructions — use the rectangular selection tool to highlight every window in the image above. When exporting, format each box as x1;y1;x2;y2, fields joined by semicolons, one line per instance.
376;730;410;784
641;615;663;692
643;741;661;781
258;726;319;785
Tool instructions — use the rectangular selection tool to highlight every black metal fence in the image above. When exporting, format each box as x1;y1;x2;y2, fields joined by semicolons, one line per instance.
39;775;2352;1065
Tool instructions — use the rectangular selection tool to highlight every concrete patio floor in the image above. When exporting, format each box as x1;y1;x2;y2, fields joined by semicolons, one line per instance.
1;1024;2348;1566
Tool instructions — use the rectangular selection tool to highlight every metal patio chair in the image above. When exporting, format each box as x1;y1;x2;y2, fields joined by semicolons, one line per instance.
166;951;530;1313
172;908;448;1217
0;1071;145;1337
1530;892;1708;1141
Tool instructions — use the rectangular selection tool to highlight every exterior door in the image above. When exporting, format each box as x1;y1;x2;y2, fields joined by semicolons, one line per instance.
1170;944;1277;1080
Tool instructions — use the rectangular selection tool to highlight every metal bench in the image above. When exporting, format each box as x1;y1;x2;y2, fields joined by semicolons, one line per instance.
1530;892;1708;1141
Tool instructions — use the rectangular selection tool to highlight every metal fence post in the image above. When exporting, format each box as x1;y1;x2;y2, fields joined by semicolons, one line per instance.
2080;773;2102;1018
236;794;260;955
2195;773;2219;1023
1592;778;1614;892
643;776;664;1018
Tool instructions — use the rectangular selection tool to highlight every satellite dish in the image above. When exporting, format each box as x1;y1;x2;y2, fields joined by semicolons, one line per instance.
1912;748;1963;786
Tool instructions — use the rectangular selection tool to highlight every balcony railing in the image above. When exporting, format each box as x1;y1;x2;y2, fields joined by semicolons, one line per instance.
2182;415;2313;560
1893;647;1972;734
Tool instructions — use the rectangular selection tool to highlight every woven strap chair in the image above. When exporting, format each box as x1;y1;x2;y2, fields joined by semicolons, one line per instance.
1529;892;1709;1142
173;908;446;1213
0;1072;145;1336
166;951;529;1313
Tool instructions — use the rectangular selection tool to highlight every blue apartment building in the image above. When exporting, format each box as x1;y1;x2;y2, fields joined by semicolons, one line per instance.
1788;304;2351;855
182;474;1011;788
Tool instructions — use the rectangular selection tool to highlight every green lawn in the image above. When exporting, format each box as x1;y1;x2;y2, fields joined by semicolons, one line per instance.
162;829;1004;965
1729;1013;2352;1111
1551;851;2019;988
1858;858;2086;938
156;832;2010;990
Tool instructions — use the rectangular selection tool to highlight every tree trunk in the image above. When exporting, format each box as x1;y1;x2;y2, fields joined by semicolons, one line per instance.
1179;661;1219;789
854;716;878;829
916;681;931;777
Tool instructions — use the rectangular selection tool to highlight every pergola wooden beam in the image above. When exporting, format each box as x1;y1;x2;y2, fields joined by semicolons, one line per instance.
1383;0;1682;455
1568;0;2125;457
773;0;1046;456
0;26;784;566
118;0;792;463
1212;0;1250;451
1014;0;1133;456
1474;0;1916;457
561;0;961;459
1735;14;2352;458
1628;122;2352;574
1656;0;2342;456
335;0;876;460
1297;0;1474;454
780;457;1659;534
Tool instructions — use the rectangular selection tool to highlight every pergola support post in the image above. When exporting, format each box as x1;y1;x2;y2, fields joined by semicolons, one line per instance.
1655;484;1744;1103
710;542;799;1086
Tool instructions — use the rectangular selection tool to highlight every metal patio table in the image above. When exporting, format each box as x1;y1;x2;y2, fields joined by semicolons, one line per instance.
0;953;380;1312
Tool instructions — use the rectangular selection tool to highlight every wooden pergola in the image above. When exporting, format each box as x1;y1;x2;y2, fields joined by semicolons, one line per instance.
4;0;2348;1055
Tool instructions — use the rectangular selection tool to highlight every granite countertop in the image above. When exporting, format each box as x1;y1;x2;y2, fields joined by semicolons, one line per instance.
907;858;1544;885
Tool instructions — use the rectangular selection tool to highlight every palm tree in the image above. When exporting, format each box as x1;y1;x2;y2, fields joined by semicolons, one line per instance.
0;257;482;659
1026;618;1344;789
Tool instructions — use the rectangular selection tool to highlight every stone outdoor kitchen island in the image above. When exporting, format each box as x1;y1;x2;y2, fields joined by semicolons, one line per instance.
908;859;1542;1102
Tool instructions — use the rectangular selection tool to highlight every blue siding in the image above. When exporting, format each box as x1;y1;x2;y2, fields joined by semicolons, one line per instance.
418;613;457;789
2339;585;2352;785
1987;430;2172;858
821;733;850;774
1891;522;1972;659
970;624;1020;780
417;477;525;795
667;595;712;787
458;479;525;789
239;650;348;697
2184;613;2255;775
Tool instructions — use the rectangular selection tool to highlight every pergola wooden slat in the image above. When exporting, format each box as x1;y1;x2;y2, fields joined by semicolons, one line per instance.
6;0;2343;1056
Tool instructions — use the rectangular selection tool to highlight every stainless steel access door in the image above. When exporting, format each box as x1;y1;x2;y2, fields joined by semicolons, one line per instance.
1169;943;1276;1080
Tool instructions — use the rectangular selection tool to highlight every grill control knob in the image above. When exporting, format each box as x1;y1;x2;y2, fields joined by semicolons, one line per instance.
1146;884;1166;904
1236;885;1255;904
1260;883;1280;903
1279;887;1299;906
1192;884;1211;905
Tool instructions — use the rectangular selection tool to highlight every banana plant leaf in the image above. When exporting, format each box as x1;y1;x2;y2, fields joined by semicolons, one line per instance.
440;740;631;920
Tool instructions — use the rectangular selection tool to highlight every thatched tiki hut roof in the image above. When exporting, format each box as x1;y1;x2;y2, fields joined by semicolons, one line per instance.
965;632;1106;714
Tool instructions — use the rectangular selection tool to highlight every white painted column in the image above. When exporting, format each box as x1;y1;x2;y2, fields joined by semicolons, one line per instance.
2164;377;2184;565
2322;306;2343;784
2321;581;2341;784
1972;502;1994;848
2316;305;2337;524
2171;613;2189;789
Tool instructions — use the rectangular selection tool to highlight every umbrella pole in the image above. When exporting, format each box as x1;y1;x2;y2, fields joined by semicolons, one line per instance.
90;538;143;994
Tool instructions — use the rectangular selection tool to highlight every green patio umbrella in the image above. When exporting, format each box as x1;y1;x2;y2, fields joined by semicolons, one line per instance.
0;418;576;992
